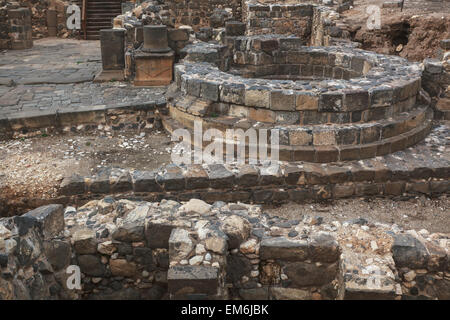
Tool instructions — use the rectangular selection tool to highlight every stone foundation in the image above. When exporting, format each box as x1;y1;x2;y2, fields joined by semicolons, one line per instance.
0;197;448;300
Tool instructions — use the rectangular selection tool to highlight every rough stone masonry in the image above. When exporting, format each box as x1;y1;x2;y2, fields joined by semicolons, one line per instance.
0;197;448;300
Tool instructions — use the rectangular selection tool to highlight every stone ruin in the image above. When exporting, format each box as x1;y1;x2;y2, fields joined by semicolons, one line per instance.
0;0;449;301
1;197;449;300
169;35;427;162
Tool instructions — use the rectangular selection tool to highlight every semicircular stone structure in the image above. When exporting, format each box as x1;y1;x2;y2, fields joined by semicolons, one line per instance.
165;35;432;163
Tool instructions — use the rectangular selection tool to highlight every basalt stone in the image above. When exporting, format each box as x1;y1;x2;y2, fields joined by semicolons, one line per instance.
112;221;145;242
23;204;64;240
168;266;219;298
260;237;309;261
73;228;98;254
132;170;161;192
220;82;246;105
145;221;175;249
78;255;106;277
156;165;185;191
225;21;246;37
392;234;429;269
60;174;85;195
0;253;8;267
206;164;235;188
283;261;338;287
226;254;252;284
43;240;71;271
90;173;110;194
283;165;303;185
236;165;259;186
110;171;132;193
100;29;125;70
309;232;340;263
184;165;210;189
239;287;269;300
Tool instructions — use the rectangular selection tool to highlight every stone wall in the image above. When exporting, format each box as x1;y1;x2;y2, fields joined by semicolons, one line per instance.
242;0;352;44
0;0;74;50
1;197;449;300
422;40;450;120
165;0;241;30
243;2;315;42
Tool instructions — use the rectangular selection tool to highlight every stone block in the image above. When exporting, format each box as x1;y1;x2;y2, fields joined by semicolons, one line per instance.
23;204;64;240
318;92;343;112
392;234;429;269
156;165;185;191
260;237;309;261
132;170;161;192
168;266;220;299
100;29;125;70
296;93;319;111
206;164;235;188
244;85;271;108
271;90;296;111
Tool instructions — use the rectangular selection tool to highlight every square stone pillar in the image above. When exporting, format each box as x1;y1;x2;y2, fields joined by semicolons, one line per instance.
94;28;126;82
8;8;33;50
46;9;57;37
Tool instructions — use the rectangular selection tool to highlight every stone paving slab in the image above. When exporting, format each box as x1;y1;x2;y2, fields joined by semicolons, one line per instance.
0;38;167;119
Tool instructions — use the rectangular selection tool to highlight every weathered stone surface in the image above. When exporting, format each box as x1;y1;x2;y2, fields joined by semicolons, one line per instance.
78;255;106;277
222;215;252;249
283;261;338;287
145;221;175;249
23;204;64;240
110;259;137;277
260;237;308;261
169;228;193;260
392;234;429;269
308;232;340;263
72;228;98;254
132;170;161;192
205;236;228;254
270;287;311;300
226;254;252;283
43;240;71;271
181;199;212;215
168;266;219;298
239;287;269;300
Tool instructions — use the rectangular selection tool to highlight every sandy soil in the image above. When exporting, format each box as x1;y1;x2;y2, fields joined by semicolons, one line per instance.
342;0;450;61
0;129;173;215
265;196;450;234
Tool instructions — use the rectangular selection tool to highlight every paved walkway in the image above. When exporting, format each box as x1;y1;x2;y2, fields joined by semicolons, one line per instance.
0;38;166;118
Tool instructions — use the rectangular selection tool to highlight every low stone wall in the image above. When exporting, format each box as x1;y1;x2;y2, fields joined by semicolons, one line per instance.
58;147;450;203
242;0;352;45
0;100;164;140
166;0;241;30
1;197;448;300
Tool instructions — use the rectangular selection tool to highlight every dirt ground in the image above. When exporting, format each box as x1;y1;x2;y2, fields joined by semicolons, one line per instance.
342;0;450;61
0;129;173;211
265;196;450;234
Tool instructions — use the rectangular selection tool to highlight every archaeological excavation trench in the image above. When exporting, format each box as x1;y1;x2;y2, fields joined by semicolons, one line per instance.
0;0;449;301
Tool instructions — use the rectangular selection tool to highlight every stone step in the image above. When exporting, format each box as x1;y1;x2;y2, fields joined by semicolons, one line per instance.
163;106;433;163
169;97;432;145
